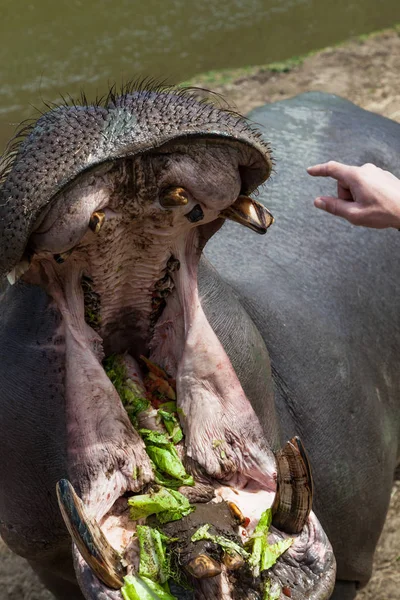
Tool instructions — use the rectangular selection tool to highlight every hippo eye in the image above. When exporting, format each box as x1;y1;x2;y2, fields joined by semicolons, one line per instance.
159;186;189;208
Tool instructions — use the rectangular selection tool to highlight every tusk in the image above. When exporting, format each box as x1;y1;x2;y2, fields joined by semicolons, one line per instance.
185;554;222;579
6;258;30;285
160;186;189;208
271;436;313;534
56;479;126;589
89;211;106;234
220;195;274;234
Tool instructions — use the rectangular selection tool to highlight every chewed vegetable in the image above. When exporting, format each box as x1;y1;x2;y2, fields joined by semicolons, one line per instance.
191;524;250;560
247;509;294;577
137;525;170;583
140;429;194;487
263;579;281;600
104;355;150;422
128;487;194;524
121;574;176;600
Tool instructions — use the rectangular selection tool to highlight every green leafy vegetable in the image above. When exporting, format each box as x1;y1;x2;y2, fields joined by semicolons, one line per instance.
128;487;194;524
261;538;294;571
140;429;194;487
158;409;183;444
263;579;281;600
191;524;250;559
247;509;294;577
121;574;176;600
137;526;169;584
248;509;272;576
104;355;150;422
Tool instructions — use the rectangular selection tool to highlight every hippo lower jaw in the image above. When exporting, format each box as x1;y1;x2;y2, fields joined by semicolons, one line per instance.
19;137;335;598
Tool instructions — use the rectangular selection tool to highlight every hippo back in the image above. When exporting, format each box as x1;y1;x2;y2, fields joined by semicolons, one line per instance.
205;92;400;587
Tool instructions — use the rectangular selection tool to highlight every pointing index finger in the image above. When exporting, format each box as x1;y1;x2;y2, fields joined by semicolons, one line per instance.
307;161;353;180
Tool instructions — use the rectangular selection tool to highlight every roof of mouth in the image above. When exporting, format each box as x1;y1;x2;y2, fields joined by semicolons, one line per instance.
0;79;272;279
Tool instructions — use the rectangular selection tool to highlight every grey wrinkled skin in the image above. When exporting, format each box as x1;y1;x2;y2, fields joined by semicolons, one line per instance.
0;88;399;600
207;91;400;598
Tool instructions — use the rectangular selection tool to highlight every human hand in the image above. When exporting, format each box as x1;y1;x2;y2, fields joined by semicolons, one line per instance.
307;161;400;229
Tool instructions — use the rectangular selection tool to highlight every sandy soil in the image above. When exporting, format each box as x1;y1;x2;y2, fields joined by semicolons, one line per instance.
1;26;400;600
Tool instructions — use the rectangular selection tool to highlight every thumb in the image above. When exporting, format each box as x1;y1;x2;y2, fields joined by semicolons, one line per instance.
315;196;358;221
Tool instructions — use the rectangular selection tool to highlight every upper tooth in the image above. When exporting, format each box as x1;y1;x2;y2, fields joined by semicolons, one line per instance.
89;211;106;234
6;258;30;285
56;479;126;589
220;195;274;234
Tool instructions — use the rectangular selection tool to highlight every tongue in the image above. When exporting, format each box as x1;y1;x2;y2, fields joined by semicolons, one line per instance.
152;231;276;487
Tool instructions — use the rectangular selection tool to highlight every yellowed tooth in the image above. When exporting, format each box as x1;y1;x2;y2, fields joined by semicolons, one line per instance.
160;186;189;208
222;551;245;571
89;211;106;234
185;554;222;579
56;479;126;589
271;436;313;534
220;195;274;234
6;258;30;285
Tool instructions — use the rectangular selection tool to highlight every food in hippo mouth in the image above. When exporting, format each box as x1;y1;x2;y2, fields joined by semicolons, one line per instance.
57;352;323;599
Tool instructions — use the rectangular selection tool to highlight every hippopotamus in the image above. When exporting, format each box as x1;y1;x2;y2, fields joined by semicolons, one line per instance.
0;86;399;600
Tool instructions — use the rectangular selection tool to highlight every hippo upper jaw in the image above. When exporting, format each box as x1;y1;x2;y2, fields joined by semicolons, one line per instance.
2;88;335;599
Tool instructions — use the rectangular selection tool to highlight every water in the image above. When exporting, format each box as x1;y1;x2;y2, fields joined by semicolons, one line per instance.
0;0;399;150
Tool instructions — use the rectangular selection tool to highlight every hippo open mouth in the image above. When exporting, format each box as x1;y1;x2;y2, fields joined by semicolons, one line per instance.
1;85;335;599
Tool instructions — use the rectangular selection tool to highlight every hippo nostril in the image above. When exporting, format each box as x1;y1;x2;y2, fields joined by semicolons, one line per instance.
185;204;204;223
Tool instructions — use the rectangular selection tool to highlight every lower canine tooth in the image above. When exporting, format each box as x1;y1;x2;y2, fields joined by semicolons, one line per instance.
56;479;126;589
271;436;313;534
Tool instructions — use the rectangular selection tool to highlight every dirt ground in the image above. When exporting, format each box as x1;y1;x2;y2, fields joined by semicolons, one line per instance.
1;26;400;600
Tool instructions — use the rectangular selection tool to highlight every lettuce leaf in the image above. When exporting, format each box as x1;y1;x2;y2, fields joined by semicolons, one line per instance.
191;524;249;560
140;429;194;487
263;579;281;600
121;575;176;600
128;487;194;524
137;526;169;583
247;509;293;577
